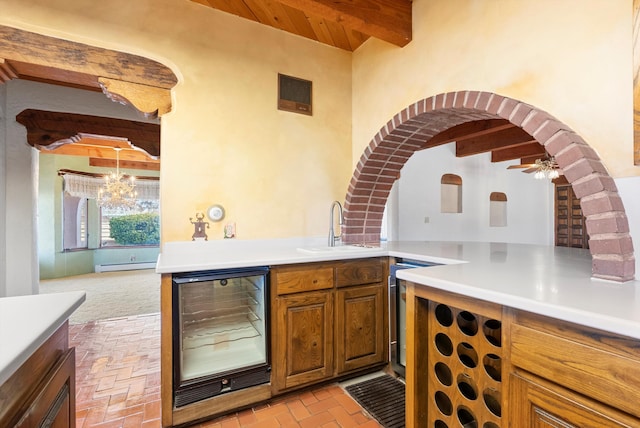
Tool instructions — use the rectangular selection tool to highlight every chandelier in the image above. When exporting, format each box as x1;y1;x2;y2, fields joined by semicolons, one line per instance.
97;148;137;209
534;157;560;180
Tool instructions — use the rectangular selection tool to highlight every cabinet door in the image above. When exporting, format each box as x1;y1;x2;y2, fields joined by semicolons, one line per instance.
510;373;639;428
15;348;75;428
272;290;334;392
335;284;387;374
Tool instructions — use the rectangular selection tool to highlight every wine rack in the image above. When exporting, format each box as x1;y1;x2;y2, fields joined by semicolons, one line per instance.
427;301;503;428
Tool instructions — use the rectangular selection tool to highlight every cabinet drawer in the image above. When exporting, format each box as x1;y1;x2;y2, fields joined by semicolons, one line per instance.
335;258;383;287
274;267;334;295
510;322;640;419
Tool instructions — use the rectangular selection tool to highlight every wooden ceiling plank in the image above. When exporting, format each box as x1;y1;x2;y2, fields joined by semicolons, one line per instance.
345;28;369;51
0;58;18;83
455;127;536;157
206;0;258;21
8;59;101;91
491;142;546;163
243;0;287;31
280;3;319;41
15;109;160;158
324;19;353;51
269;0;305;34
276;0;412;47
0;25;177;89
306;15;336;46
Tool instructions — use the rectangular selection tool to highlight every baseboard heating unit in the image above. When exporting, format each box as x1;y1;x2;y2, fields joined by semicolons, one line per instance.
94;262;156;273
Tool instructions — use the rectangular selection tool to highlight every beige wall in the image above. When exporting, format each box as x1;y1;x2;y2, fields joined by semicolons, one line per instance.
0;0;637;250
0;0;352;243
353;0;634;178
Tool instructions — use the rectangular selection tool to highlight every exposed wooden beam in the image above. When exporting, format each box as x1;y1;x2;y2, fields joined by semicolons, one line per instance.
520;155;542;165
455;127;536;157
491;142;546;163
43;143;157;163
15;109;160;158
276;0;412;47
424;119;513;149
89;158;160;171
0;25;177;117
0;26;176;88
58;168;159;181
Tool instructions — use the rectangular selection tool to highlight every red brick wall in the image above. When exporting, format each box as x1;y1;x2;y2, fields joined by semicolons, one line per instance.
343;91;635;282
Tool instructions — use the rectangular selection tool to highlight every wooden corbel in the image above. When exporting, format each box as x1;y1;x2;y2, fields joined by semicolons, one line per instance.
99;77;172;119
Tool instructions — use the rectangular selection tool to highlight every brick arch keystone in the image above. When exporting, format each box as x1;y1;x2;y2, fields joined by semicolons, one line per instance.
342;91;635;282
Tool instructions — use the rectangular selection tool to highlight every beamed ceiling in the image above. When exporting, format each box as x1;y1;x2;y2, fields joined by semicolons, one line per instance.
191;0;413;51
1;2;549;171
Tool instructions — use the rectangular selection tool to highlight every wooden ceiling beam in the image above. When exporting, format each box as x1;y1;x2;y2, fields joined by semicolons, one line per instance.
491;142;546;163
0;25;177;117
16;109;160;158
0;26;176;88
520;155;543;165
276;0;412;47
455;127;536;157
58;168;159;181
89;158;160;171
424;119;513;149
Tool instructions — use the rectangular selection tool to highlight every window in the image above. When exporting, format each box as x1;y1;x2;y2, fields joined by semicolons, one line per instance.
490;192;507;227
63;193;88;250
441;174;462;213
60;171;160;248
100;200;160;247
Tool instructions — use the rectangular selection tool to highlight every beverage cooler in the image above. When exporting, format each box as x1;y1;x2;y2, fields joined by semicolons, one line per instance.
172;267;270;407
389;259;441;378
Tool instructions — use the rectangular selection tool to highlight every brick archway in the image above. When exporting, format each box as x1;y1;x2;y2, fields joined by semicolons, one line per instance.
342;91;635;282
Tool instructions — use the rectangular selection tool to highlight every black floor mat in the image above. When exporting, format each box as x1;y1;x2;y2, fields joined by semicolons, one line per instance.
345;374;405;428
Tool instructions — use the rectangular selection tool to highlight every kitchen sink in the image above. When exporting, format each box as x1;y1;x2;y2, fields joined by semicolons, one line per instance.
296;244;382;254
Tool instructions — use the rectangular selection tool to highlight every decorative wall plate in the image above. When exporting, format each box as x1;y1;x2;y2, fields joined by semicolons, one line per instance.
207;204;225;222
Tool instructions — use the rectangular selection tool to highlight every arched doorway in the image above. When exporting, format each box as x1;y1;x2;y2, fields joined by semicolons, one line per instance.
342;91;634;282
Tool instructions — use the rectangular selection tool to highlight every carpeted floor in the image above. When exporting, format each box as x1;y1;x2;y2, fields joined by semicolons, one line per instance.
39;269;160;324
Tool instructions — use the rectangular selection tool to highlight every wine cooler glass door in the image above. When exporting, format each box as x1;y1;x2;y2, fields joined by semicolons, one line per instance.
175;268;269;384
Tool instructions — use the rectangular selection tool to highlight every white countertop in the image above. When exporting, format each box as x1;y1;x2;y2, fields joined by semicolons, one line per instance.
156;238;640;340
0;291;86;385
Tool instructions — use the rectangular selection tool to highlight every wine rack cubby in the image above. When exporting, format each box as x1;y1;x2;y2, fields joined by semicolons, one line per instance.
427;301;503;428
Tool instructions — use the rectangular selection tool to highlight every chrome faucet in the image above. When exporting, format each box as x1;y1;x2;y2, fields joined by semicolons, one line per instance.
328;200;344;247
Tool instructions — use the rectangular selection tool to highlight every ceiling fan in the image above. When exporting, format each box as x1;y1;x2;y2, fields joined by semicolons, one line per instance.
507;156;562;179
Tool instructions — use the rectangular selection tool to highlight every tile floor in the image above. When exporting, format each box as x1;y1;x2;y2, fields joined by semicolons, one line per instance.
69;314;382;428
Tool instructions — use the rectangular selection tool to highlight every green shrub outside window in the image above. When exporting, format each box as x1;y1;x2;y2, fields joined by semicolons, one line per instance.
109;213;160;246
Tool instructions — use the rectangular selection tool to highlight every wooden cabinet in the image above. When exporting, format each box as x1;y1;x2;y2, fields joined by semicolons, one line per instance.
508;310;640;427
271;258;388;394
335;284;385;374
404;283;640;428
510;372;638;427
15;348;75;428
273;290;334;391
0;322;76;428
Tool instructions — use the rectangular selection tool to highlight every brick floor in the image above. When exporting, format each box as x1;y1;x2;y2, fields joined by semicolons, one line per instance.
69;314;382;428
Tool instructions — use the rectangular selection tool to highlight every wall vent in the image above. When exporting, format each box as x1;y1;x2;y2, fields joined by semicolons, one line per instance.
278;73;312;116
